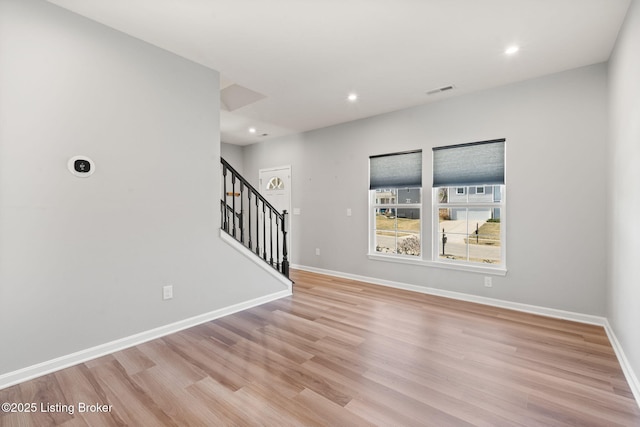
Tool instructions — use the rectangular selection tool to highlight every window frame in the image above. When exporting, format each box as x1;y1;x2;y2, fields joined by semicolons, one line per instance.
432;185;506;269
369;187;422;258
368;150;423;260
366;142;507;276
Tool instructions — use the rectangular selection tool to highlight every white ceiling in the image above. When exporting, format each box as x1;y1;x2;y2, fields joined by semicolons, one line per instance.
47;0;631;145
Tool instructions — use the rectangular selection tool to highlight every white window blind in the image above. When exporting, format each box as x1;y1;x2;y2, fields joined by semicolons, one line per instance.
432;139;505;187
369;150;422;190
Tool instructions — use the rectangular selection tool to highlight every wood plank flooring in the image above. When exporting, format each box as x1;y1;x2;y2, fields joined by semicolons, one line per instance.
1;269;639;426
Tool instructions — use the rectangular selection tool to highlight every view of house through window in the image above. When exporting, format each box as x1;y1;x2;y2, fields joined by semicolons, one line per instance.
373;188;421;255
432;139;505;267
369;150;422;257
435;185;503;264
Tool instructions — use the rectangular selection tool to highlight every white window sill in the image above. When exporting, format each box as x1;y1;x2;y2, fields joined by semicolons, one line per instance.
367;253;507;276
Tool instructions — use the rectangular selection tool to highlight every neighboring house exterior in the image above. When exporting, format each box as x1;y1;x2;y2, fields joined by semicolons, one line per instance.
375;188;420;219
446;185;501;221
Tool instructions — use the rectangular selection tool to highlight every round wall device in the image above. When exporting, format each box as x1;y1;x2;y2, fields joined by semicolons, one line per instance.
68;156;95;177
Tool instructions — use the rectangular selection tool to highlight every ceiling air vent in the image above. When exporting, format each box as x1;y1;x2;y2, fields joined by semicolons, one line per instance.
426;85;455;96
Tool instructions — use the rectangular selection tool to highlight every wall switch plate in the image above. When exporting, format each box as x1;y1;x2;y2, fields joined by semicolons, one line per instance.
484;277;492;288
315;248;321;256
347;208;352;216
163;285;173;300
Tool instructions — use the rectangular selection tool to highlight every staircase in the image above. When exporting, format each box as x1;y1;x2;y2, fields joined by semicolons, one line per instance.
220;157;290;278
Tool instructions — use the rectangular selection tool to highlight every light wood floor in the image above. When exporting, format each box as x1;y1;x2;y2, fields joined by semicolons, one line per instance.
2;269;639;426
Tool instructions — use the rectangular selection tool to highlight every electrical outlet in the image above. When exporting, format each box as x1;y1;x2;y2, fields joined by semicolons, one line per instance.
163;285;173;300
315;248;321;256
484;277;492;288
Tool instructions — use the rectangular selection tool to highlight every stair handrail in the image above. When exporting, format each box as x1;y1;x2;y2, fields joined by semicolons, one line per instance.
221;158;282;218
220;157;289;278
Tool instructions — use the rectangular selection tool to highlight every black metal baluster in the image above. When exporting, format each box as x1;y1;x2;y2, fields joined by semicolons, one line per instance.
239;181;244;243
262;201;267;261
255;193;260;256
276;215;281;271
231;174;236;237
247;191;252;251
282;210;289;277
222;164;228;232
269;209;274;267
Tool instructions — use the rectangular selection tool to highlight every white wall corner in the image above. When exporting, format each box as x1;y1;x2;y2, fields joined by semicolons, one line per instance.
604;320;640;408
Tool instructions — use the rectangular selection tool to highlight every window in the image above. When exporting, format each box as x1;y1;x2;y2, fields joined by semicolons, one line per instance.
266;176;284;190
433;139;505;267
369;150;422;257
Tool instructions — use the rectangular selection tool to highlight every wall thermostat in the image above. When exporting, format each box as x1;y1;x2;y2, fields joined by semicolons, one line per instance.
68;156;95;177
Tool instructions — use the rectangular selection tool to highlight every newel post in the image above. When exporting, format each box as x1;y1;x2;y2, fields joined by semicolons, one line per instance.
281;210;290;278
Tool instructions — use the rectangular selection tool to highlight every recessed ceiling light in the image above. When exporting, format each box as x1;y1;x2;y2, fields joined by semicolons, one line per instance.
347;93;358;102
248;127;256;134
505;45;520;55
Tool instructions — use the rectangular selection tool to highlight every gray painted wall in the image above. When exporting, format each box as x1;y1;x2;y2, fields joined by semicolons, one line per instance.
0;0;286;376
243;63;609;316
221;142;245;175
608;0;640;393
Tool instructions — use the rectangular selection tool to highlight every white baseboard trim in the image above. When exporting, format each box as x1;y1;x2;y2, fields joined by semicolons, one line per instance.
604;320;640;407
293;264;606;325
0;289;291;391
293;264;640;408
